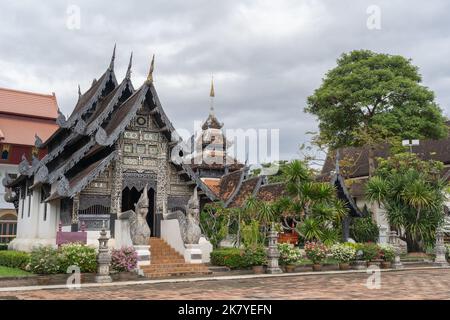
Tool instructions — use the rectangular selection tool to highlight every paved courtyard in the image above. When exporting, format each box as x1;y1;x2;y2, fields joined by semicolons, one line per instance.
1;269;449;300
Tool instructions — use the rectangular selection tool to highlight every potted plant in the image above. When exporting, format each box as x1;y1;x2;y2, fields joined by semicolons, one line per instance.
330;243;356;270
379;244;395;269
244;245;267;274
304;242;328;271
278;243;301;272
347;243;367;270
362;243;382;267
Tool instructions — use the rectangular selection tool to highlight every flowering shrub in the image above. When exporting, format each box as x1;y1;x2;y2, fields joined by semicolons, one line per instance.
210;248;250;269
304;242;328;264
243;245;267;266
111;247;138;272
361;243;382;262
379;244;395;262
29;246;61;274
278;243;302;265
330;244;356;263
59;243;97;273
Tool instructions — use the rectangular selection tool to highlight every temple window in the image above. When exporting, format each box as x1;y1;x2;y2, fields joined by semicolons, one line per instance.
1;144;10;160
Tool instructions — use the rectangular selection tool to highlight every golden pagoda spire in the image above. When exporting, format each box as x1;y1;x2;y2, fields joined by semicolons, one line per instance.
209;75;215;115
146;54;155;84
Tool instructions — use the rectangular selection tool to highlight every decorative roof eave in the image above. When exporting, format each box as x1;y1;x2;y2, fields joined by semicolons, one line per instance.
18;155;32;176
331;173;363;218
86;77;135;136
50;151;117;200
149;84;177;137
180;163;218;201
46;138;97;184
224;167;249;208
30;130;79;175
251;175;265;198
1;174;13;188
95;86;148;146
34;134;44;149
66;67;118;127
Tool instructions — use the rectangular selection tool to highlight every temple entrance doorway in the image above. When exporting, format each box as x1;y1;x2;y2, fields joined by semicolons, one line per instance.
121;187;156;236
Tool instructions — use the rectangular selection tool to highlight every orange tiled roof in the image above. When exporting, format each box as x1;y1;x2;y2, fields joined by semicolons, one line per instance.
201;178;221;196
0;87;58;119
0;115;58;145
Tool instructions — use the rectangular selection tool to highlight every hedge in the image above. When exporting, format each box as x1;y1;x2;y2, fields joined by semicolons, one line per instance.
210;248;251;269
0;244;8;251
0;250;30;269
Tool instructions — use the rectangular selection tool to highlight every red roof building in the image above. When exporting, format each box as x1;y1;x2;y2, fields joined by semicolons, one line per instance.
0;86;59;242
0;87;59;164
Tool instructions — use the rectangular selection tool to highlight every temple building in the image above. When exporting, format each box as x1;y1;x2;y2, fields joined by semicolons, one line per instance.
3;48;263;252
2;47;375;256
0;87;58;243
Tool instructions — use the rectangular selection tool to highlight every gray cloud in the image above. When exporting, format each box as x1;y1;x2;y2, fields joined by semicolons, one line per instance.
0;0;448;164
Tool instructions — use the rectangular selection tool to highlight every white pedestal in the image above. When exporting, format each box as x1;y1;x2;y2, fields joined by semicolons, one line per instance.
114;220;133;249
134;245;151;266
184;244;203;264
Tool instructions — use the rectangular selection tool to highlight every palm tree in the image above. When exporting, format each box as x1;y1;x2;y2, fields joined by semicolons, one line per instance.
366;163;446;252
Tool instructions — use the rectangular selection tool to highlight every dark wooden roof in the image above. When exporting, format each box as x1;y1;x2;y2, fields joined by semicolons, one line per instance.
321;126;450;179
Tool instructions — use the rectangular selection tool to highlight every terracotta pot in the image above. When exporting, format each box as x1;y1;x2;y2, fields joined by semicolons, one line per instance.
339;263;350;270
252;266;264;274
380;261;392;269
285;265;296;273
312;264;322;272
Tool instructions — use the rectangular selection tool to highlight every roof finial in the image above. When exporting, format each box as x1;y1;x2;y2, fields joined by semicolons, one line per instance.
78;84;81;97
146;54;155;84
109;43;116;70
126;52;133;79
209;75;215;115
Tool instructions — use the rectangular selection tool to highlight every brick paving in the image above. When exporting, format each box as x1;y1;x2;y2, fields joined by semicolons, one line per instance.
1;269;449;300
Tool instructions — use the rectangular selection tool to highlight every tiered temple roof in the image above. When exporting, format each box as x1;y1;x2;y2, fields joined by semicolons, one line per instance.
3;47;218;202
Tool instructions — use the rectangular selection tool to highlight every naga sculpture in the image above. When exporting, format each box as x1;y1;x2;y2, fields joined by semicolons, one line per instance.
120;184;151;245
166;188;202;244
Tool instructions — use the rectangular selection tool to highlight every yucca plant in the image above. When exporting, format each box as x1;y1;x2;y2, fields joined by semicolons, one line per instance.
366;153;446;252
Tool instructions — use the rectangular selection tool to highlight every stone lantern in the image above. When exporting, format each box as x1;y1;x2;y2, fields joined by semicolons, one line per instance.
388;231;403;269
434;229;449;267
95;222;112;283
266;223;282;274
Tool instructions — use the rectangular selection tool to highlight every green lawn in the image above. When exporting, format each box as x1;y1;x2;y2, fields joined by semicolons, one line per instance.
0;266;32;277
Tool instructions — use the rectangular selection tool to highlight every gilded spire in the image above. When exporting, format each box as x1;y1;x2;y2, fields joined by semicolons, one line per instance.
146;54;155;84
109;43;116;70
209;75;215;115
210;76;215;98
126;52;133;79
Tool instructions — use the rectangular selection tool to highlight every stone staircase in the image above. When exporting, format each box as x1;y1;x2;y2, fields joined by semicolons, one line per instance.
140;237;210;278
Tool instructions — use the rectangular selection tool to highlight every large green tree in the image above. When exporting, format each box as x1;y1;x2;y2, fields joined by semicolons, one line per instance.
305;50;448;175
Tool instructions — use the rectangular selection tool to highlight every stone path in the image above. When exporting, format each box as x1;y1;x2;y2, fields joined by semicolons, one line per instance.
1;269;449;300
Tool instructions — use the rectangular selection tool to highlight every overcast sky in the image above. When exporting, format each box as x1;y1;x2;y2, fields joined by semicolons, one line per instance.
0;0;449;163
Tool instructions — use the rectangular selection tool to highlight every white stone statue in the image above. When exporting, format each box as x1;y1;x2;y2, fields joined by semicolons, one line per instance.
120;184;151;245
166;188;202;244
